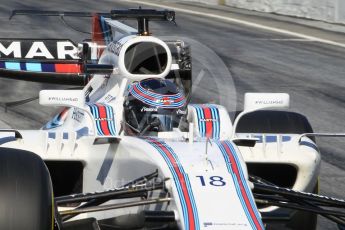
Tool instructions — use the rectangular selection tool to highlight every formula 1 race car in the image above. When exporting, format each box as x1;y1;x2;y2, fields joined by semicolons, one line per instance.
0;8;345;230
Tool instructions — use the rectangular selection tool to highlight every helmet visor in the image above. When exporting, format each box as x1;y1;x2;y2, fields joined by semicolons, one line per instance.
149;114;174;132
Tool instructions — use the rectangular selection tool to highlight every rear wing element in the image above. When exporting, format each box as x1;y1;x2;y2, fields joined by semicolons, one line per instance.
0;39;114;85
0;39;83;84
0;39;78;60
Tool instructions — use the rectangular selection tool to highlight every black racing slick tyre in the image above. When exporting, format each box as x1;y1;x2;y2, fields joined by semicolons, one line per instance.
0;148;54;230
235;110;314;134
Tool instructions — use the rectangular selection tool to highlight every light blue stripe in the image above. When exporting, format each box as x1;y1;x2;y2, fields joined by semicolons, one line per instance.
5;62;20;70
211;107;220;139
26;63;42;71
226;141;264;229
89;105;103;136
214;107;220;139
210;107;217;138
94;105;105;136
150;142;189;228
95;105;105;136
227;141;260;210
184;175;200;230
153;143;189;226
221;141;264;229
163;142;200;230
216;142;254;228
223;142;260;229
215;108;220;139
222;144;256;229
197;106;206;137
193;106;202;136
216;142;256;229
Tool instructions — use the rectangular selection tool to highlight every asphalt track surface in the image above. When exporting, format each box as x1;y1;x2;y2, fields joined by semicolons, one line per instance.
0;0;345;229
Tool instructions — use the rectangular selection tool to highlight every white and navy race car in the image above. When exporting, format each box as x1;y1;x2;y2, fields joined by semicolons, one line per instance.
0;8;344;230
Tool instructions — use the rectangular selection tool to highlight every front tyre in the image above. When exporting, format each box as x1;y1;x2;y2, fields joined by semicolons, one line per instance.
0;148;54;230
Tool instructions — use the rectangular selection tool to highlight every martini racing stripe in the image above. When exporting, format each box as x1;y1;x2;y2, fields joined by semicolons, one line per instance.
129;82;186;108
92;14;112;46
88;103;116;136
0;61;82;73
100;16;112;45
135;83;185;100
216;140;264;230
192;105;220;139
144;138;200;230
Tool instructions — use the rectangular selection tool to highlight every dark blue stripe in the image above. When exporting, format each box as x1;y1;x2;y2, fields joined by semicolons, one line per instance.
89;104;103;136
300;141;318;151
48;132;56;139
20;62;26;70
42;63;56;72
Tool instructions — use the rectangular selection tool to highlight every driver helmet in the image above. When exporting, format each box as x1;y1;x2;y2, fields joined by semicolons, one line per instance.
124;78;187;135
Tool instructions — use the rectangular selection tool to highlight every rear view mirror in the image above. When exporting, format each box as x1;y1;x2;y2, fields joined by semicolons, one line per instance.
244;93;290;112
232;93;290;138
39;90;85;109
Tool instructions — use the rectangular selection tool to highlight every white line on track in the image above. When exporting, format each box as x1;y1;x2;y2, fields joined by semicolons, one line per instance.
257;38;314;41
126;0;345;48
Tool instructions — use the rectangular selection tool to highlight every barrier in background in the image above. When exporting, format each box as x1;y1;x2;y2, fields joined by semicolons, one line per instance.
181;0;345;24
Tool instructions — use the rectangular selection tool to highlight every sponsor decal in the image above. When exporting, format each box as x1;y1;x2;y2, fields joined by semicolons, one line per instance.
192;104;220;139
94;117;113;121
254;100;284;105
199;118;217;122
108;41;123;56
203;222;248;227
177;109;187;115
0;40;78;60
88;103;117;136
104;94;116;103
141;107;158;112
72;109;85;123
48;97;79;102
155;97;174;105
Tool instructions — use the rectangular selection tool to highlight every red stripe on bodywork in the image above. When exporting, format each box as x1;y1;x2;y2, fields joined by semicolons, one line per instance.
222;142;263;230
203;107;213;138
55;64;81;73
92;14;105;45
92;14;105;57
97;104;111;136
153;140;196;230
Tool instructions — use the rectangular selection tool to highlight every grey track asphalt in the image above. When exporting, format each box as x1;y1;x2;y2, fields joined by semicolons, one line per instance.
0;0;344;229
